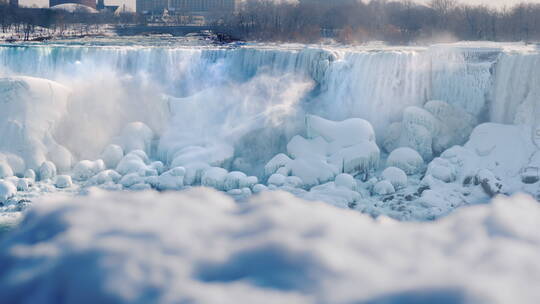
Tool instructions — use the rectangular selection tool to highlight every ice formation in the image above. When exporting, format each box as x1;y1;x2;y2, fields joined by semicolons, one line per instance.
1;189;539;304
0;42;538;223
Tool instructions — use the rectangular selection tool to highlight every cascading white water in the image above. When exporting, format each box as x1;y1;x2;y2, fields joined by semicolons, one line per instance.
0;42;538;173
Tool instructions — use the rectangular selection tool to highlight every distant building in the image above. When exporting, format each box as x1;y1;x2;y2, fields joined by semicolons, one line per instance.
136;0;236;15
136;0;167;14
50;0;96;9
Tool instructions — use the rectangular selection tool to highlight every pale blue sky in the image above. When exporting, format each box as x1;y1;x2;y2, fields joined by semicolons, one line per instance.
19;0;540;10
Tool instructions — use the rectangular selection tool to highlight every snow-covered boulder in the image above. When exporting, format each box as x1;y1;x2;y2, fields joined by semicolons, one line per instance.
335;174;356;191
287;136;327;159
328;141;380;175
101;144;124;169
264;153;292;177
306;115;376;150
157;168;186;191
383;101;476;160
0;153;25;177
120;173;145;189
373;180;396;196
183;162;211;186
201;167;228;191
170;144;234;169
426;158;456;183
387;147;425;175
287;158;338;188
55;175;73;189
88;170;122;186
116;153;148;176
72;160;105;182
0;161;13;179
24;169;36;181
223;171;247;191
382;167;408;190
268;174;287;187
16;178;31;192
38;161;57;181
116;122;154;156
0;181;16;203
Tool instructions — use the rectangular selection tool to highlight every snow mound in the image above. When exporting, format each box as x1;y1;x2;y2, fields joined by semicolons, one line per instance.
382;167;408;190
0;76;72;171
387;147;425;175
383;101;476;160
1;189;539;303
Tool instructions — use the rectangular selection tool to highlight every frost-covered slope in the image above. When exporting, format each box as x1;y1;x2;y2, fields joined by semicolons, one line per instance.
0;189;539;304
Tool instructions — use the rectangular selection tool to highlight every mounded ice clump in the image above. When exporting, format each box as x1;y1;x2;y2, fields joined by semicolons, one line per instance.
115;122;154;156
72;160;105;181
383;101;476;160
424;123;539;202
55;175;73;189
382;167;408;190
0;76;72;171
265;115;380;189
0;181;16;203
38;161;57;181
386;147;425;175
373;180;396;196
100;144;124;169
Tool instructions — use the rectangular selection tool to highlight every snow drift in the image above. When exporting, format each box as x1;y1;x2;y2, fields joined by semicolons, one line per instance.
0;189;539;304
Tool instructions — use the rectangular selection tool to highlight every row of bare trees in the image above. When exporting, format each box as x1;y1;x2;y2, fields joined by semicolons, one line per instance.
219;0;540;44
0;5;140;41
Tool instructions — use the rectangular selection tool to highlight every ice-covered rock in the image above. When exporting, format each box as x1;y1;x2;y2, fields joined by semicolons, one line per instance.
88;170;122;186
0;76;71;170
383;101;476;160
55;175;73;189
16;178;31;192
0;181;16;203
252;184;268;194
287;136;327;159
373;180;396;196
426;158;456;183
306;115;376;150
116;153;148;176
268;173;287;187
72;160;105;182
0;161;13;179
386;147;425;175
120;173;145;189
223;171;247;191
157;167;186;191
382;167;408;190
287;158;338;188
24;169;36;181
100;144;124;169
0;153;25;177
170;144;234;169
116;122;154;155
201;167;228;191
183;162;211;186
328;141;380;175
334;173;356;190
38;161;57;181
304;181;361;209
264;153;292;177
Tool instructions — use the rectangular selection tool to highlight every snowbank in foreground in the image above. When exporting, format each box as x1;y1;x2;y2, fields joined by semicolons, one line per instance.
0;189;539;304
